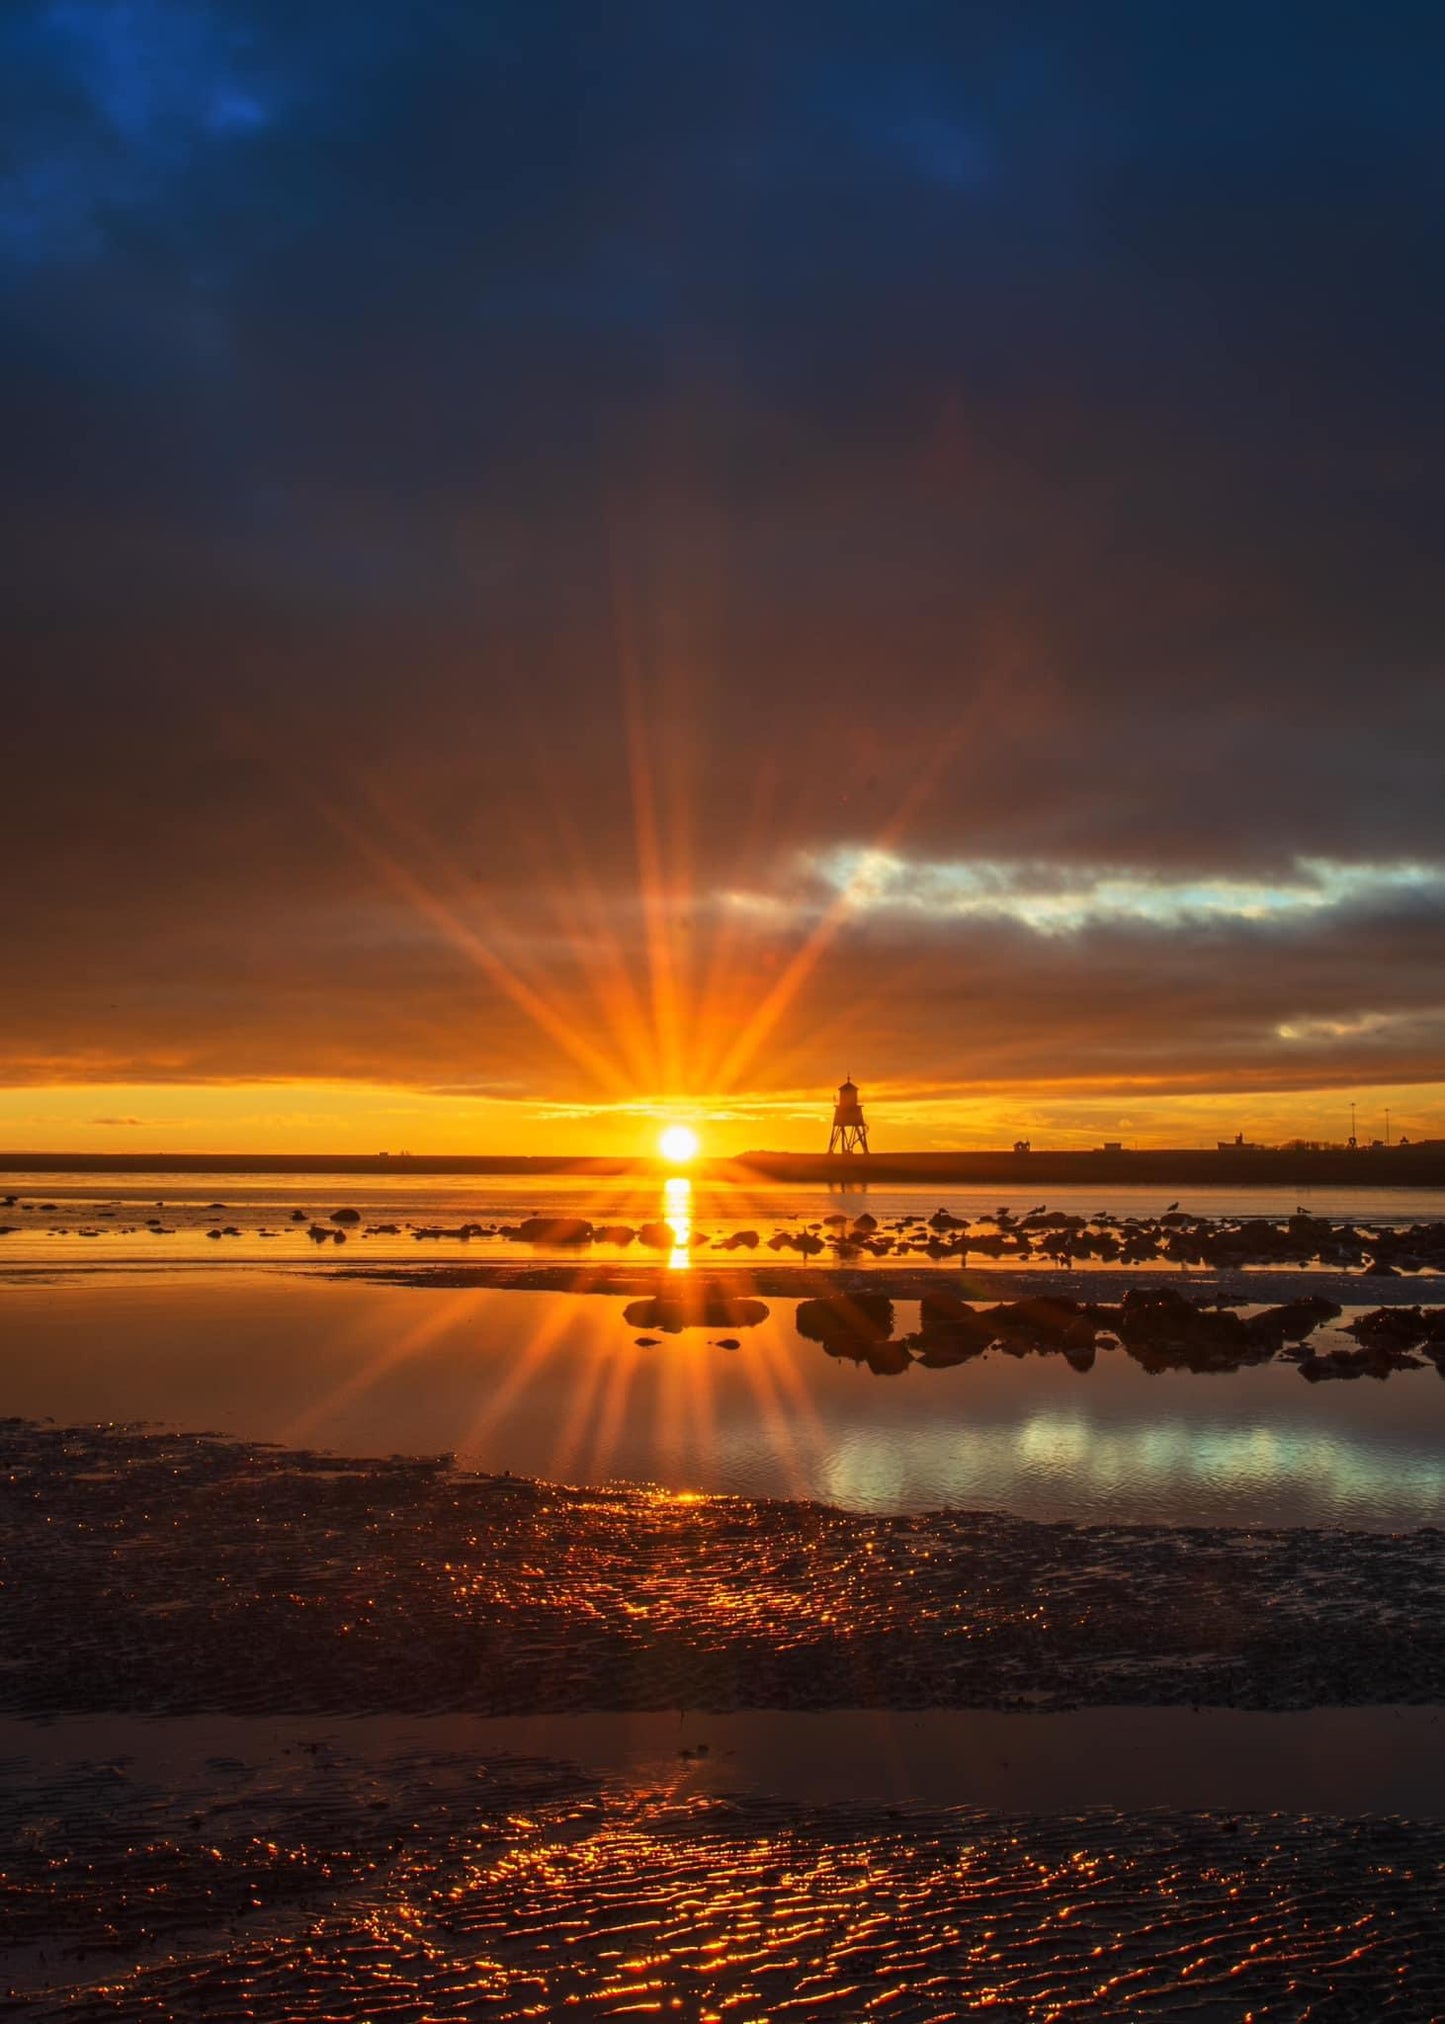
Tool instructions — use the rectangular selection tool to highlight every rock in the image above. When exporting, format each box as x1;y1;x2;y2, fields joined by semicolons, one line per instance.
960;1298;1100;1362
1105;1287;1283;1371
623;1287;770;1333
796;1293;894;1346
1252;1295;1341;1342
330;1208;362;1225
596;1225;636;1245
516;1217;593;1245
796;1294;899;1363
913;1292;994;1346
1345;1306;1434;1351
638;1221;677;1249
1299;1344;1419;1382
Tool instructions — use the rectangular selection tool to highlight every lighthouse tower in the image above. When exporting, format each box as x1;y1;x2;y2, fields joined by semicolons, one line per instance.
828;1076;870;1155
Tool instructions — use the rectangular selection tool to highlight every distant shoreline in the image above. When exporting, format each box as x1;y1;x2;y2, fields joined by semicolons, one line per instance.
2;1147;1444;1184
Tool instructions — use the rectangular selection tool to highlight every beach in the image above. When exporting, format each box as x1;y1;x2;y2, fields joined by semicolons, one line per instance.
3;1173;1444;2015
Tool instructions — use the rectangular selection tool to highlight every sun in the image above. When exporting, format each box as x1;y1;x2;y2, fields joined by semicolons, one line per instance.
658;1123;701;1164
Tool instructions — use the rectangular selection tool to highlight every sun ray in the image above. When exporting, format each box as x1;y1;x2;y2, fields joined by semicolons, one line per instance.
545;1311;622;1486
513;756;665;1093
279;1288;487;1450
452;1287;592;1461
318;790;634;1098
707;726;968;1099
583;1326;646;1484
613;568;686;1095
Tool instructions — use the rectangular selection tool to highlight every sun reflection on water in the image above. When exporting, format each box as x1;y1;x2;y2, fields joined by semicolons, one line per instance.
664;1175;692;1270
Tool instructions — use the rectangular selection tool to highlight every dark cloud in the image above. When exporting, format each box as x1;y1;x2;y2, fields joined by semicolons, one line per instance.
1;0;1442;1111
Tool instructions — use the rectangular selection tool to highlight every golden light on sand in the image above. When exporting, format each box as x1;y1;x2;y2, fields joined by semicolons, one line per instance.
659;1123;700;1164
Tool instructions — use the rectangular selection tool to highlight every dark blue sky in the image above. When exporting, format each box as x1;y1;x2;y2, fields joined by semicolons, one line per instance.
2;0;1443;1126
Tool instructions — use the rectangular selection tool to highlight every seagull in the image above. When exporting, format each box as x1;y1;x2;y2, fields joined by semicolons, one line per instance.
1165;1200;1179;1213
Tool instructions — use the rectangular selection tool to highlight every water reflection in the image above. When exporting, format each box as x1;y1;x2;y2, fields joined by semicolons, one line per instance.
663;1175;692;1270
0;1276;1442;1526
823;1409;1445;1521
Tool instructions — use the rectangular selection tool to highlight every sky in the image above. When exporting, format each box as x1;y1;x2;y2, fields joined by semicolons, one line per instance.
1;0;1443;1155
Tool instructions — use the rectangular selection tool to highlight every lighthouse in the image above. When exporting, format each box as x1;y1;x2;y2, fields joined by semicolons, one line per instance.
828;1076;870;1155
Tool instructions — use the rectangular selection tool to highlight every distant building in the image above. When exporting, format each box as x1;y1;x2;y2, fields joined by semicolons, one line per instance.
1217;1132;1264;1150
1013;1139;1032;1154
1098;1140;1124;1153
828;1077;870;1155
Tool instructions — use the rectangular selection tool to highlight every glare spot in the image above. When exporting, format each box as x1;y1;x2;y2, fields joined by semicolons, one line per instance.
659;1124;700;1165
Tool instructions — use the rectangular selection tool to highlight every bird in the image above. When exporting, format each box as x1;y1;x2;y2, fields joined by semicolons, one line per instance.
1164;1200;1179;1212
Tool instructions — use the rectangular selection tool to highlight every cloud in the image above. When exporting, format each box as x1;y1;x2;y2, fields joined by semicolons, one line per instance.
796;851;1445;936
0;2;1442;1122
0;0;278;261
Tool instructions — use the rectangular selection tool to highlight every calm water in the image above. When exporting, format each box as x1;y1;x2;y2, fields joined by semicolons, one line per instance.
4;1169;1445;1274
2;1270;1441;1527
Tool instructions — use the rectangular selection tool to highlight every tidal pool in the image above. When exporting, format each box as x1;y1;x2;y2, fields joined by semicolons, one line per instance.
2;1271;1441;1525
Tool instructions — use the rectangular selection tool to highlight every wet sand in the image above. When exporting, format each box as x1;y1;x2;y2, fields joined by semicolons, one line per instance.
330;1259;1445;1304
4;1419;1441;1716
10;1706;1445;1815
4;1417;1444;2016
3;1727;1442;2018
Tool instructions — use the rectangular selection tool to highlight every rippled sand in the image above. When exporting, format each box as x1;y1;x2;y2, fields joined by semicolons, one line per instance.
4;1418;1443;2017
5;1738;1443;2020
3;1420;1442;1716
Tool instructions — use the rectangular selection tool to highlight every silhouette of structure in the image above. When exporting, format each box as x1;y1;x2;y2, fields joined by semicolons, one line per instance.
829;1076;870;1155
